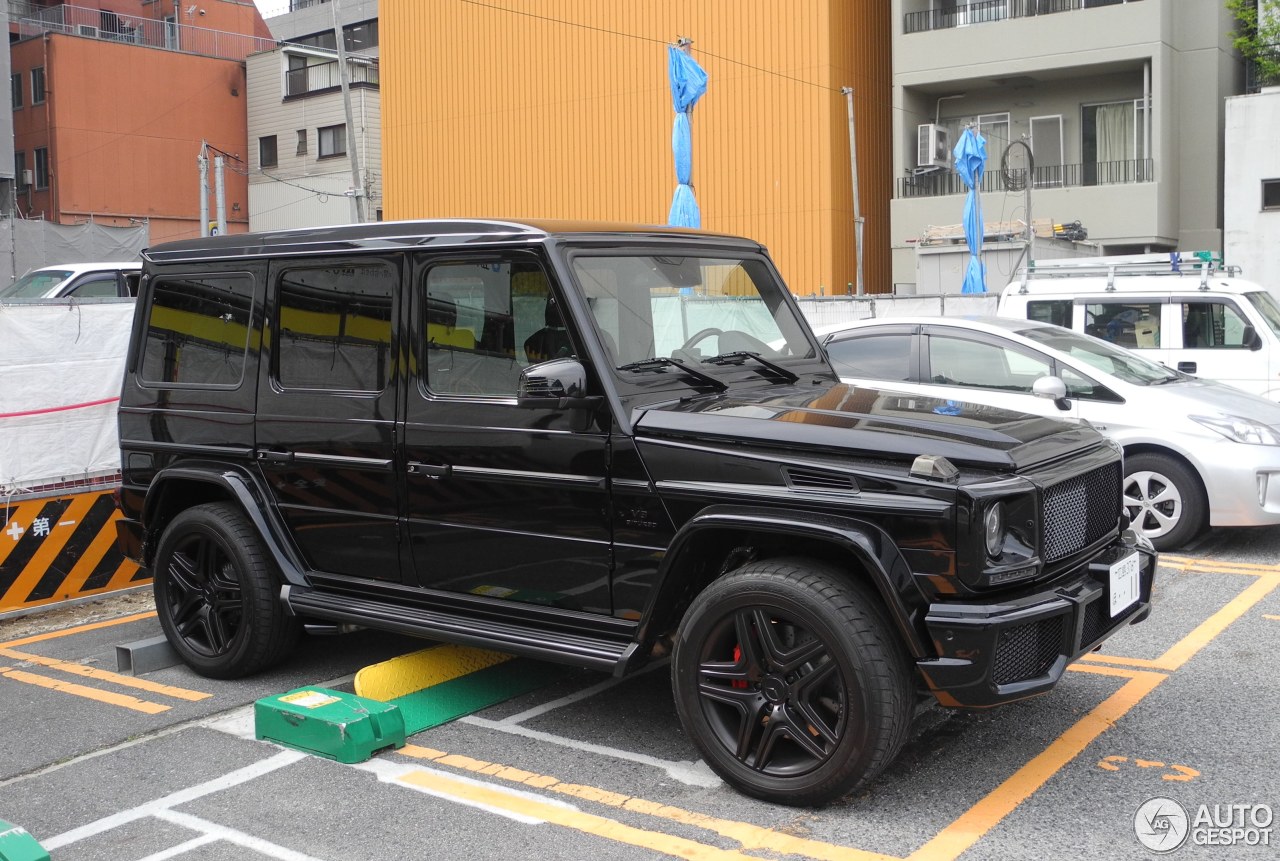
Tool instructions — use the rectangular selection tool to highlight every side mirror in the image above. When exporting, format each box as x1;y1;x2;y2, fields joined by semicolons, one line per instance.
1242;324;1262;351
517;358;598;410
1032;375;1072;411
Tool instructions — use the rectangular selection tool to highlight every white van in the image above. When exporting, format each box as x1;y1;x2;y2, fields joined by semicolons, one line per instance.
997;254;1280;401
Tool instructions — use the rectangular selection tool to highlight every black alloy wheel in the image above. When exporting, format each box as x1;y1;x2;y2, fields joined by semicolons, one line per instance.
153;503;298;679
672;558;913;806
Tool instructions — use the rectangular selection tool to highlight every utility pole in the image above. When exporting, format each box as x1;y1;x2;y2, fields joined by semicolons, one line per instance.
214;155;227;236
332;0;365;223
198;141;209;237
841;87;865;296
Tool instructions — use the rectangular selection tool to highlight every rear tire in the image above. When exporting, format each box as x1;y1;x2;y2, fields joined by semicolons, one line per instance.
671;558;913;806
1123;453;1205;551
153;502;299;679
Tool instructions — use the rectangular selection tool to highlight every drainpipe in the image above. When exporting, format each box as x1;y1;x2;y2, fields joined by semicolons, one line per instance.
43;34;55;223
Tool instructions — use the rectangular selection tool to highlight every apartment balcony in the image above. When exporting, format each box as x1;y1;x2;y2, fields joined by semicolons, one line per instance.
8;2;276;63
897;158;1153;198
903;0;1142;35
286;59;379;98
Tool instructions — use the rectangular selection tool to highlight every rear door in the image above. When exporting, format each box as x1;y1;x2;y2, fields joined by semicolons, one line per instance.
254;255;404;582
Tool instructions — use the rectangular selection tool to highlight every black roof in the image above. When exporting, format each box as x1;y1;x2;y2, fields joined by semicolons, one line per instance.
142;219;762;264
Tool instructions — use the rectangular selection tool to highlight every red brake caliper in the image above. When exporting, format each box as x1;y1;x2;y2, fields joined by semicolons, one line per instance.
732;645;748;689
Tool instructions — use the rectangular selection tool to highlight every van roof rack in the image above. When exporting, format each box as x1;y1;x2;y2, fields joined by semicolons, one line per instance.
1016;252;1241;293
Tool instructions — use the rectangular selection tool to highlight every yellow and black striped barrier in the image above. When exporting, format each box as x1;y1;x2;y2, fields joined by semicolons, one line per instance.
0;486;147;615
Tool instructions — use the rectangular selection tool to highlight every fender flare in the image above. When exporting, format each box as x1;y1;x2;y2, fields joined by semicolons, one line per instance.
634;504;930;663
143;464;310;587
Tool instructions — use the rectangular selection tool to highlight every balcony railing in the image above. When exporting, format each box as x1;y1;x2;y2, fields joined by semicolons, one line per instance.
9;3;276;63
898;158;1154;198
286;60;379;97
904;0;1140;35
1246;47;1280;94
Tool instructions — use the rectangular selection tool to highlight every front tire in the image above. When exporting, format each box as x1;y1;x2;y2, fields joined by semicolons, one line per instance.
153;502;299;679
1122;453;1206;551
671;558;913;806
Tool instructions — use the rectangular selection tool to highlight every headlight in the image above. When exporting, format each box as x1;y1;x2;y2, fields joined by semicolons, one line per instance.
984;502;1005;557
1190;414;1280;446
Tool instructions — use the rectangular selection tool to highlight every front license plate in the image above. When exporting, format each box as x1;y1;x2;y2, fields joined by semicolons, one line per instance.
1109;551;1140;617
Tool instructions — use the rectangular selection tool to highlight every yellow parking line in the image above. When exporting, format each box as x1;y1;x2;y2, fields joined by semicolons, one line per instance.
397;743;896;861
0;647;210;701
1082;571;1280;672
906;668;1167;861
0;611;158;649
0;666;169;714
1158;554;1280;574
398;767;822;861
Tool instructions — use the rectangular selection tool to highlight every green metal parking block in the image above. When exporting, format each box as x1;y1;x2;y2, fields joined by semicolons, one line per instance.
0;820;48;861
254;687;405;764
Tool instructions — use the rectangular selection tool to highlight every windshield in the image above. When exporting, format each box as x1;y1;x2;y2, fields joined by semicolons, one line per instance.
1245;291;1280;340
569;253;816;375
1;270;73;299
1018;324;1180;385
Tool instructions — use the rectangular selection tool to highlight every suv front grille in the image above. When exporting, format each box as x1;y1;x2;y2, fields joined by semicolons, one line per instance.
1042;462;1121;562
992;616;1064;685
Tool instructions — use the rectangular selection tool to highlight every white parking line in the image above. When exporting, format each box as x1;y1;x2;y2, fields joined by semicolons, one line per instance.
459;715;722;788
42;750;305;851
154;809;331;861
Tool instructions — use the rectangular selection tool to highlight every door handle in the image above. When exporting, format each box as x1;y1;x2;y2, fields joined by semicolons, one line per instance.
256;449;295;465
407;461;451;478
1177;362;1197;374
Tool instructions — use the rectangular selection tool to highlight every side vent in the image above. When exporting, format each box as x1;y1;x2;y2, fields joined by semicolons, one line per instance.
783;467;859;494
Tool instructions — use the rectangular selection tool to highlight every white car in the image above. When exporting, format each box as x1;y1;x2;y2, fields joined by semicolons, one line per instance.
1;262;141;300
818;316;1280;550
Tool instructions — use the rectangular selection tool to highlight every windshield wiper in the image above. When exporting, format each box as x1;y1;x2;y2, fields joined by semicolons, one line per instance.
701;351;799;384
616;357;728;391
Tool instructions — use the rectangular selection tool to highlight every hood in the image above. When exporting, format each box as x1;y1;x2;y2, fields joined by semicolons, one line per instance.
633;382;1104;473
1159;376;1280;425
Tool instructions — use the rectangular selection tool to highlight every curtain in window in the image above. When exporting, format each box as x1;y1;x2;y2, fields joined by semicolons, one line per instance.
1095;102;1134;182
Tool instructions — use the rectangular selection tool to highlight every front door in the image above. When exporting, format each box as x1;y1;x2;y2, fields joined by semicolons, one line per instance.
1172;297;1268;396
255;255;403;582
402;252;613;614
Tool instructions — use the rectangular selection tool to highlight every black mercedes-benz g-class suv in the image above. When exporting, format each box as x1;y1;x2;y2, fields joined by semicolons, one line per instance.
116;220;1154;805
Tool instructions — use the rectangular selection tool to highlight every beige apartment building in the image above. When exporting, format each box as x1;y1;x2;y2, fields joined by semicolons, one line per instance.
890;0;1241;290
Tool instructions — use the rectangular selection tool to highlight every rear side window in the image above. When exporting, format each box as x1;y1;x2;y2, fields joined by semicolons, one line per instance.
140;274;254;387
1027;300;1072;328
825;333;912;382
275;262;395;392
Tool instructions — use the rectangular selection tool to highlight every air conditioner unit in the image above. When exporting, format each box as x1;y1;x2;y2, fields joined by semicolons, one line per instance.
78;24;99;37
917;123;951;168
21;169;33;186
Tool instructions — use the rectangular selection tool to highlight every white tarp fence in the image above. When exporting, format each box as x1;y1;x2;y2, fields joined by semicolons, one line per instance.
0;301;134;492
0;218;148;288
794;293;999;330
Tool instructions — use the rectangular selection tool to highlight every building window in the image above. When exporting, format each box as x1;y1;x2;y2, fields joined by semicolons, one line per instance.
11;73;21;109
259;135;278;169
31;67;45;105
14;152;25;190
1264;179;1280;212
34;147;49;190
296;129;308;156
318;124;347;158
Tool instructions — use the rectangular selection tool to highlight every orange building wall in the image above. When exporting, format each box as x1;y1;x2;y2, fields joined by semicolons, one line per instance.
12;34;251;243
381;0;891;295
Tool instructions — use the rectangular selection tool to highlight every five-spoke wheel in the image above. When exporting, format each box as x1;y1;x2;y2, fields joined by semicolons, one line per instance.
1122;453;1205;551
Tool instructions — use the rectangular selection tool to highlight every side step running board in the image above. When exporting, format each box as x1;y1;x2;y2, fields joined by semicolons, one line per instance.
282;585;635;674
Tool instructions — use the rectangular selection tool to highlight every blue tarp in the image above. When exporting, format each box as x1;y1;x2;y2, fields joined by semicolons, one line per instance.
953;127;988;294
667;46;708;228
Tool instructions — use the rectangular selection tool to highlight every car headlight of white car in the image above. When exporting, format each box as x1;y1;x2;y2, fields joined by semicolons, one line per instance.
1190;414;1280;446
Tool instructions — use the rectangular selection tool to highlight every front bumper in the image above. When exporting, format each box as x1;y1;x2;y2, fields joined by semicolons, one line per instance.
1198;439;1280;527
917;529;1156;708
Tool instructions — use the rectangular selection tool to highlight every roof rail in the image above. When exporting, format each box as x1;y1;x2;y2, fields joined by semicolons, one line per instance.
1015;252;1241;292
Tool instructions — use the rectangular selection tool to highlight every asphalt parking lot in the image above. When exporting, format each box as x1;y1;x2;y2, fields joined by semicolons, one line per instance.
1;527;1277;861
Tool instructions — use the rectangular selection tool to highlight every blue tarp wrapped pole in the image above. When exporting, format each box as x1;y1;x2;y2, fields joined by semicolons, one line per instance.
954;127;988;294
667;45;708;228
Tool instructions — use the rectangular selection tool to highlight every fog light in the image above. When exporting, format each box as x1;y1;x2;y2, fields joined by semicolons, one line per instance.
1259;472;1270;508
985;502;1005;557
